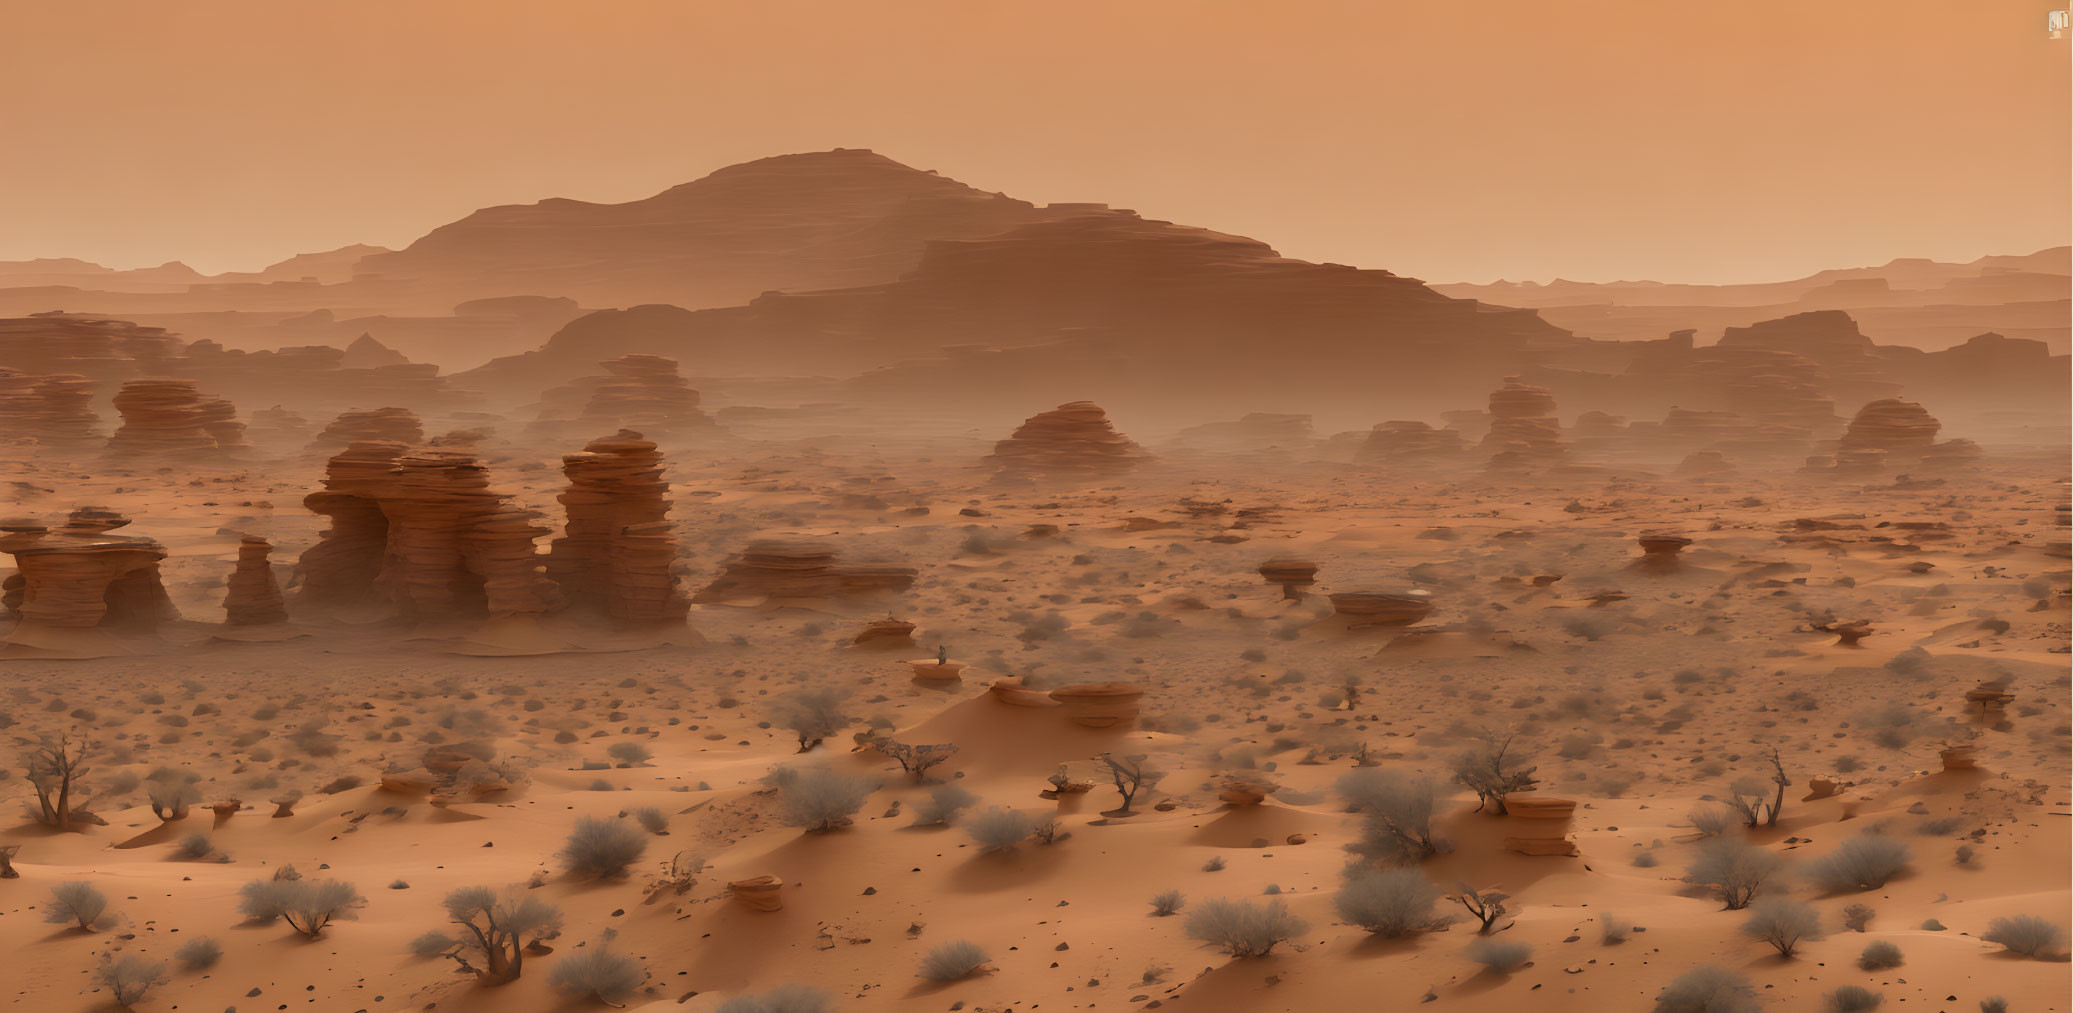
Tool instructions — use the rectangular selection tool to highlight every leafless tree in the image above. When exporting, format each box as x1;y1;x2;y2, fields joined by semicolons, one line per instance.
1451;731;1537;815
1448;884;1513;934
23;731;99;830
1097;753;1165;815
869;738;958;782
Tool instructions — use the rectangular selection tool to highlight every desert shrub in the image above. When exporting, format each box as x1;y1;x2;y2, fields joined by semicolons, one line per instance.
547;946;646;1004
1202;855;1227;872
1684;836;1784;909
173;935;222;970
1829;985;1884;1011
1842;902;1875;932
716;984;834;1013
1858;939;1903;969
918;939;991;981
1600;913;1631;944
1336;768;1444;862
93;954;168;1008
1334;867;1446;938
965;806;1042;852
145;772;201;820
44;881;111;931
776;767;878;832
629;807;669;834
559;816;648;879
1184;897;1308;957
1740;896;1824;957
772;688;851;751
910;783;978;826
1980;998;2008;1013
1687;804;1737;837
1464;937;1533;972
1149;889;1186;916
1981;914;2065;957
1653;966;1758;1013
425;886;564;983
1806;834;1911;892
1450;732;1538;813
607;741;653;766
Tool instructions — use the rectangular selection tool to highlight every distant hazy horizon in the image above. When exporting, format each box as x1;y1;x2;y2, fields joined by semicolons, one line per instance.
5;0;2067;285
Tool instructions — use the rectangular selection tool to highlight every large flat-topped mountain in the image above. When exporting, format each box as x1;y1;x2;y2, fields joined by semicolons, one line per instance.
352;148;1078;309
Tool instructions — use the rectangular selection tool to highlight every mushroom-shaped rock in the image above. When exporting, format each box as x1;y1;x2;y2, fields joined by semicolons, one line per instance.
1256;558;1319;600
1217;778;1274;807
270;790;303;818
1047;683;1145;728
1817;620;1873;648
0;509;176;631
1630;532;1693;574
1328;590;1434;628
1500;796;1579;857
729;875;783;912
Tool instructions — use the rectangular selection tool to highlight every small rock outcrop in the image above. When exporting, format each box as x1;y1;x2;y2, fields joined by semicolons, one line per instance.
311;407;425;450
0;370;101;449
852;618;917;649
1047;683;1145;728
694;539;915;603
106;378;246;458
1479;379;1563;472
1838;399;1940;458
1328;590;1434;627
222;536;289;625
1632;533;1693;574
0;509;176;630
547;431;688;626
986;401;1145;481
1501;796;1580;857
1256;558;1320;600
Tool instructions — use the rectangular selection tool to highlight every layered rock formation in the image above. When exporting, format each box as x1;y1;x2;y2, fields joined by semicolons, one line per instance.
0;370;101;448
1329;591;1434;627
1257;558;1319;600
222;536;289;625
296;442;557;621
1838;399;1941;457
986;401;1144;481
536;355;710;434
1171;413;1314;454
311;407;425;450
105;378;246;458
1479;379;1564;471
0;509;176;630
547;431;688;626
1355;421;1467;465
694;539;914;603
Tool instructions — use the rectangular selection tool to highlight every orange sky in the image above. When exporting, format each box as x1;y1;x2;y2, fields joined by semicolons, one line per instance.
3;0;2067;284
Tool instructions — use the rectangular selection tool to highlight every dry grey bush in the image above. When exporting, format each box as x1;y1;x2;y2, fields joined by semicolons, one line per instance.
1334;868;1447;938
716;985;833;1013
1183;897;1308;957
919;939;991;981
44;881;111;931
1806;834;1912;892
1464;937;1533;972
1653;966;1758;1013
1336;768;1445;862
548;946;647;1004
1740;897;1824;957
910;783;978;826
773;688;852;752
416;885;565;984
559;816;648;879
1684;836;1784;910
93;954;168;1009
774;766;880;832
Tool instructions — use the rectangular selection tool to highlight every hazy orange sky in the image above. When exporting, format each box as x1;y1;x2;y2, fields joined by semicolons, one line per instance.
4;0;2066;284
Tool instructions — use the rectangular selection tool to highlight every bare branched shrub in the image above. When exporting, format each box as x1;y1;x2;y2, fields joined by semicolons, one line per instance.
1981;914;2065;957
559;816;648;879
1806;834;1911;892
607;741;653;767
1149;889;1186;916
93;954;168;1009
424;885;565;983
548;946;647;1004
1740;897;1824;957
628;807;669;834
1684;836;1784;910
773;688;852;752
1841;902;1875;932
1449;885;1511;934
145;767;202;821
1600;914;1631;944
22;731;99;830
775;767;879;832
1336;768;1444;862
1183;897;1308;957
1465;937;1533;972
1451;731;1537;814
870;738;958;781
285;879;364;937
44;881;111;931
1097;753;1165;814
919;940;991;981
1653;966;1758;1013
1334;867;1447;938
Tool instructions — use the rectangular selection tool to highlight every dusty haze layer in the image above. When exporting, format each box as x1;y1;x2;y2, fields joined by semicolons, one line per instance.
2;0;2067;283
